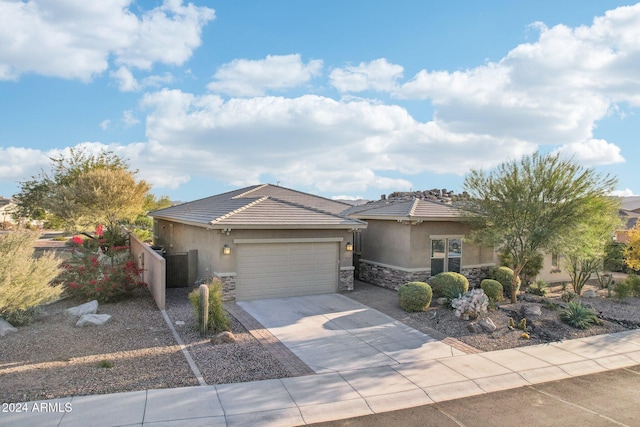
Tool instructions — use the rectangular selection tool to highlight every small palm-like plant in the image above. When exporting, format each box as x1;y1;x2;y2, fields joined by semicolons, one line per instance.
559;301;599;329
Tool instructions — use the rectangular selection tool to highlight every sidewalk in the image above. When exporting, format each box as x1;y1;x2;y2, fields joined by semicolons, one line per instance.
2;329;640;427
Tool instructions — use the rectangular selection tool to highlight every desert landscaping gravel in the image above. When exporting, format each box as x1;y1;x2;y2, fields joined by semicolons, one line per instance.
2;280;639;404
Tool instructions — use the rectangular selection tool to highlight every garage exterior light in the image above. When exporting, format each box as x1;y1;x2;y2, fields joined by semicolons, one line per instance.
346;242;353;252
223;244;231;255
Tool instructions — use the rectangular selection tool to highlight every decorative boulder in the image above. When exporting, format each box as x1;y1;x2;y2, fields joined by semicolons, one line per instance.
0;319;18;337
521;304;542;319
66;300;98;317
583;289;597;298
479;318;497;332
76;314;111;327
211;331;236;345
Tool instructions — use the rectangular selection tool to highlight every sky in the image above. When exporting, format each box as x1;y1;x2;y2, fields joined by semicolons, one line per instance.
1;0;639;203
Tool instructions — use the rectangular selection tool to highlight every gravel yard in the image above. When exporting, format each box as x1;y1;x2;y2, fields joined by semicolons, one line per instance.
2;280;638;404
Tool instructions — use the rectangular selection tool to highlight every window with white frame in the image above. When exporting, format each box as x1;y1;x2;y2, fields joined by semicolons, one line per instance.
430;237;462;275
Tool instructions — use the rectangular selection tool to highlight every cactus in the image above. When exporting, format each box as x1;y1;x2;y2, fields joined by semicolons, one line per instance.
518;318;527;331
199;284;209;337
508;317;515;329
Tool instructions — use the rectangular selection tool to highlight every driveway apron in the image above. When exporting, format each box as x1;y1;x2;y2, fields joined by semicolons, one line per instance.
237;294;465;373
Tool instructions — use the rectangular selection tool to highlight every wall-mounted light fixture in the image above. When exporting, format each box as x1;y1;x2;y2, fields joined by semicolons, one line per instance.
346;242;353;252
223;244;231;255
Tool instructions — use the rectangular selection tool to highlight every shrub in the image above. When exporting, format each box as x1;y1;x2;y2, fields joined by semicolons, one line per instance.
451;289;489;320
480;279;503;306
559;301;599;329
624;274;640;297
614;280;633;301
58;246;145;302
189;279;230;334
0;232;63;325
398;282;433;312
430;272;469;301
489;266;521;299
527;279;548;297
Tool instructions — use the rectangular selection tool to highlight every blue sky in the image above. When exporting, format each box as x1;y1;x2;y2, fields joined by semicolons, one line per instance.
1;1;639;202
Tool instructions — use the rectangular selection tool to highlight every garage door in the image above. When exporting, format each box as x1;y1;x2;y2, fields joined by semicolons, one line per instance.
236;241;339;300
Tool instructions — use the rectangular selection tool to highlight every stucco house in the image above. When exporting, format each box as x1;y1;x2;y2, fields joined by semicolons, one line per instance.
150;184;366;301
345;192;496;290
347;190;573;288
0;197;16;228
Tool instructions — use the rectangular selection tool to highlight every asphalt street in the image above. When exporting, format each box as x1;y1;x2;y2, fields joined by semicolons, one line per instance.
309;365;640;427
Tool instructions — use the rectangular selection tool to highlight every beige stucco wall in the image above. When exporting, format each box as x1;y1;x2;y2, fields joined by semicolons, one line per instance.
154;219;354;282
130;231;166;310
360;219;495;271
536;253;572;284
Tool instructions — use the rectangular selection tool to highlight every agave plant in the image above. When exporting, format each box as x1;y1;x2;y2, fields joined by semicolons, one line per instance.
559;301;599;329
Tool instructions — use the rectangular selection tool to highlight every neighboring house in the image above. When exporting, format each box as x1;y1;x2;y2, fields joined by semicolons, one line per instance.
345;191;496;290
149;184;366;301
0;197;16;227
615;208;639;244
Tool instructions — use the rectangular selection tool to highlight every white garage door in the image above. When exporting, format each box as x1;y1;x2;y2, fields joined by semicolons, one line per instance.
236;241;339;300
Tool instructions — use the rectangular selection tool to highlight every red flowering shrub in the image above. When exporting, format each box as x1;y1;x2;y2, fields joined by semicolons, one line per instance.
59;247;146;302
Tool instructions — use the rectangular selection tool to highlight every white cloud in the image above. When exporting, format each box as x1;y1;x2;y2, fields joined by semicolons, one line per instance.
137;89;534;194
111;66;175;92
330;58;404;93
206;54;323;97
553;139;625;166
122;110;140;127
611;188;638;197
99;120;111;130
0;0;214;81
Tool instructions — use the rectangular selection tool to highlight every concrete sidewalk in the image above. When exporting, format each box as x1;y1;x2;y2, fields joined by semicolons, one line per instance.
2;329;640;427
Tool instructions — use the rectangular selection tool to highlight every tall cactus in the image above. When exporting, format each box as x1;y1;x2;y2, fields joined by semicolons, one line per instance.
199;284;209;337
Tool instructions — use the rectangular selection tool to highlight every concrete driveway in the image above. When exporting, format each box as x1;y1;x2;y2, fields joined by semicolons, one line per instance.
238;294;465;373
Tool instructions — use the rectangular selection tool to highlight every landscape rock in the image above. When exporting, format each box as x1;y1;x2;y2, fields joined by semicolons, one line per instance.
65;300;98;317
76;314;111;327
521;304;542;319
583;289;597;298
210;331;236;345
0;319;18;337
479;317;497;332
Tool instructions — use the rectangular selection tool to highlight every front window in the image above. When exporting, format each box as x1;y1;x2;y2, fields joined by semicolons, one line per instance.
431;238;462;275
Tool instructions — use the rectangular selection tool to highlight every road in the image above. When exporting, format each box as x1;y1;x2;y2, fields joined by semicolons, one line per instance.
309;364;640;427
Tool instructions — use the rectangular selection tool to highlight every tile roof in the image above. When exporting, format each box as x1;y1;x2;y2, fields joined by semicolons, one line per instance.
346;198;463;221
149;184;366;229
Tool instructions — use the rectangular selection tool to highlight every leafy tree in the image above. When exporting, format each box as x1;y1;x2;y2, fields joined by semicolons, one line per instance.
14;149;149;232
563;197;621;295
625;223;640;271
463;152;617;303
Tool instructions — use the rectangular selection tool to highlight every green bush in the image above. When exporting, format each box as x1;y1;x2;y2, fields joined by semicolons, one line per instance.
611;274;640;301
489;266;521;299
398;282;433;312
624;274;640;297
559;301;599;329
480;279;503;305
189;279;230;334
0;232;63;325
430;272;469;301
527;279;548;297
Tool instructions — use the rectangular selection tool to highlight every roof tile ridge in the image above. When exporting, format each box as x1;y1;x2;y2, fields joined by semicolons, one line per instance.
209;196;268;224
232;184;269;199
408;198;420;217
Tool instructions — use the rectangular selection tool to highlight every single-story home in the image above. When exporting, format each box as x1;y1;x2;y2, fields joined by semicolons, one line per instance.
345;191;496;290
0;197;16;227
150;184;366;301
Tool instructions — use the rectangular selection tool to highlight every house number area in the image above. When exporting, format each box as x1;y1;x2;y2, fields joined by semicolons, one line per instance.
2;402;72;413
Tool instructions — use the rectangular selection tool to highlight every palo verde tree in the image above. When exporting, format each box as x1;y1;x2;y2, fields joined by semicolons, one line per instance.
14;148;150;232
463;152;618;303
563;196;621;295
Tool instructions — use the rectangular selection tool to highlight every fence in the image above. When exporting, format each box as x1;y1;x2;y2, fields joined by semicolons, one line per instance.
129;231;166;310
